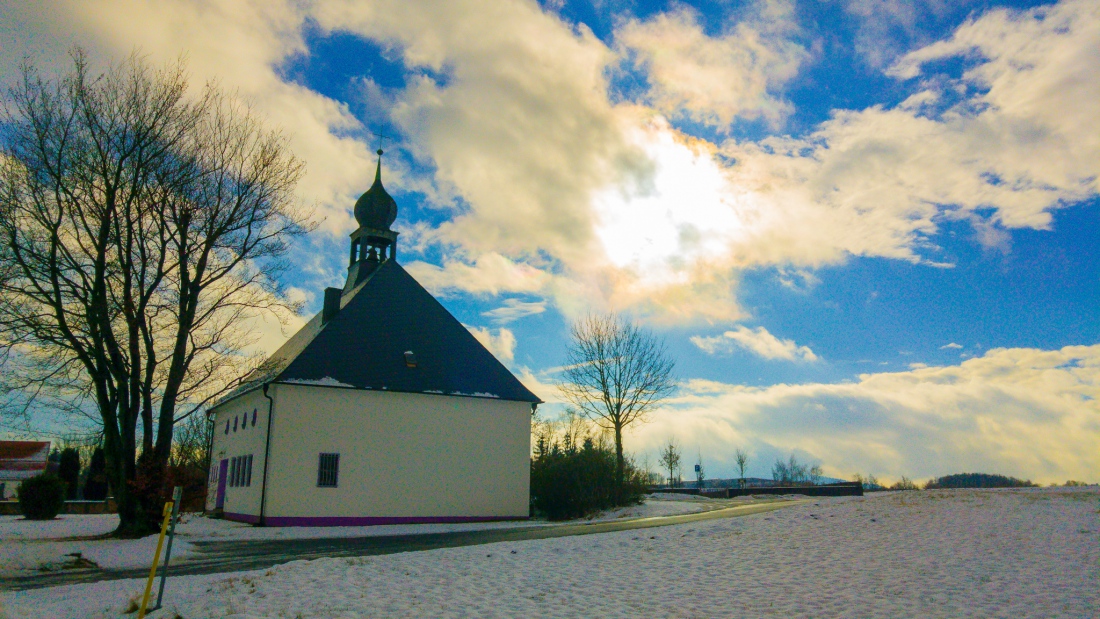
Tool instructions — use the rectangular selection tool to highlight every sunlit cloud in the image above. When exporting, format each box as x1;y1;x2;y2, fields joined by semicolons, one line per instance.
692;326;818;362
482;299;547;324
628;344;1100;484
464;325;516;365
616;2;806;129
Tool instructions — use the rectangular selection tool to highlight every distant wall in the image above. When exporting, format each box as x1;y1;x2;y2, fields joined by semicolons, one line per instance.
658;482;864;499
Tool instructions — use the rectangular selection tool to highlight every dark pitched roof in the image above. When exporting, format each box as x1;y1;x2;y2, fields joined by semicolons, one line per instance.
0;441;50;461
221;260;540;406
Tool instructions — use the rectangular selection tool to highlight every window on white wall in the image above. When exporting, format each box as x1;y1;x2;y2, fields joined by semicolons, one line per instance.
245;455;253;487
317;453;339;488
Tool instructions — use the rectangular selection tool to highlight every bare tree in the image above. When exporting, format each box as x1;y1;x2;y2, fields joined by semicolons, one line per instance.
735;447;749;489
560;313;675;500
658;438;681;488
694;452;705;489
0;50;309;535
170;412;213;471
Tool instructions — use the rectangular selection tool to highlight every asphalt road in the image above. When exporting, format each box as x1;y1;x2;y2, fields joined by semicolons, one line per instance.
3;499;802;591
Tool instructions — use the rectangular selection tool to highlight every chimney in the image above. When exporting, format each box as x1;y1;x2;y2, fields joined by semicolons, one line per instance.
321;287;342;324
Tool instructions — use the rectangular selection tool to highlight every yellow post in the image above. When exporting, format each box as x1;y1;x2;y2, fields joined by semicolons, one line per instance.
137;500;174;619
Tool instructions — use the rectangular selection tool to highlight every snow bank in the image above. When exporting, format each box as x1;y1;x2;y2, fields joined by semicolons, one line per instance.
0;535;194;576
0;514;118;541
5;487;1096;618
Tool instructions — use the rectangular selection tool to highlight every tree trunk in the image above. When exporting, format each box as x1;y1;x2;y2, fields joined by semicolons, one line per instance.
613;423;624;503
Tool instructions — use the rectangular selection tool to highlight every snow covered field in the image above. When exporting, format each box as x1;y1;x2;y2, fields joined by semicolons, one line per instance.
0;495;707;576
2;487;1095;618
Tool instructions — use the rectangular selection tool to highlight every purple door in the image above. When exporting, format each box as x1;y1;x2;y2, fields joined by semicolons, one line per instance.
215;458;229;509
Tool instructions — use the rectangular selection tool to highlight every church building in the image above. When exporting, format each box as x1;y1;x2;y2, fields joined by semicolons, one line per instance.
205;150;540;526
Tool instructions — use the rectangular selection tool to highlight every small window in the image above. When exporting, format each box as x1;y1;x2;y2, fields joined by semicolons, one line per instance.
233;416;238;432
225;420;229;434
317;453;340;488
245;455;253;487
228;457;236;487
252;409;258;427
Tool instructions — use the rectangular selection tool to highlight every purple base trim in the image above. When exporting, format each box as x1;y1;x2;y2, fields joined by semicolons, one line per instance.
224;511;261;524
261;515;526;527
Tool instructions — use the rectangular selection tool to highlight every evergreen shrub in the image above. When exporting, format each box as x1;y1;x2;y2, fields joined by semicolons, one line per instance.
530;437;648;520
84;447;108;501
17;474;66;520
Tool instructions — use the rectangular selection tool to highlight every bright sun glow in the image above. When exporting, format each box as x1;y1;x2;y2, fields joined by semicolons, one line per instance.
592;126;744;283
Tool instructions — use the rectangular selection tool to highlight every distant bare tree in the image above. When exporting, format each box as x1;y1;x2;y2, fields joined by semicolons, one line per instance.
658;438;681;487
170;412;213;471
889;476;918;491
772;454;812;485
735;448;749;488
0;50;310;535
694;452;705;489
560;313;675;500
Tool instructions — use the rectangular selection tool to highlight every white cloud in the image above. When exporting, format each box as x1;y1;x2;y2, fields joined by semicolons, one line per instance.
629;344;1100;484
616;4;807;128
465;325;517;364
941;342;963;349
404;253;551;297
6;0;1097;327
482;299;547;324
691;326;817;362
300;0;1100;325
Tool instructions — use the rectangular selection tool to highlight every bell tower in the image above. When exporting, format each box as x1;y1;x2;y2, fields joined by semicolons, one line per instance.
346;149;399;292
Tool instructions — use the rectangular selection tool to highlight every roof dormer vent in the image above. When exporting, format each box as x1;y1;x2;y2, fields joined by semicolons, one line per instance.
404;351;417;368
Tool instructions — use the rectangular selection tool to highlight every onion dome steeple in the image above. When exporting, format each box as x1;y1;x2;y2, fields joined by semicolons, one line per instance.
353;152;398;230
345;149;400;292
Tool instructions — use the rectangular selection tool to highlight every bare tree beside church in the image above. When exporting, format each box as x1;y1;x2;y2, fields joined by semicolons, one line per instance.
0;50;310;535
560;313;675;501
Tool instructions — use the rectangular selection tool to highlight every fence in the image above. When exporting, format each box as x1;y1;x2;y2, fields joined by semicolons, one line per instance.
655;481;863;499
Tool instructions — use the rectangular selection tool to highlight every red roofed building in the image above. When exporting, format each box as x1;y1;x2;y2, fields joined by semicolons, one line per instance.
0;441;51;499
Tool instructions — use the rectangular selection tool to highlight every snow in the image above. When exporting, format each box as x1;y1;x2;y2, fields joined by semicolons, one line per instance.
0;497;703;575
0;514;195;576
281;376;355;388
0;514;118;541
3;488;1096;618
449;391;500;398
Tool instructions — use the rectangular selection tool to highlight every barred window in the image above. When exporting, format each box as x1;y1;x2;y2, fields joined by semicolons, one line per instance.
245;454;253;487
317;453;340;488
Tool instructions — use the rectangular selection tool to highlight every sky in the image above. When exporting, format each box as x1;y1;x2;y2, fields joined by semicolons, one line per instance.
1;0;1097;484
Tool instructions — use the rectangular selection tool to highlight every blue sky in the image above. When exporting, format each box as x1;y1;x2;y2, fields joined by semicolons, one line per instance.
3;0;1097;483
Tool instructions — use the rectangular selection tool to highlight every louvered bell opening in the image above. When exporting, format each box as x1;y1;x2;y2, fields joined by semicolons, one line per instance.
404;351;417;368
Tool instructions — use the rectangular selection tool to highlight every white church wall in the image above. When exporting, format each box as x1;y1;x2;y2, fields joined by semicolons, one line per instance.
206;388;270;521
263;384;531;524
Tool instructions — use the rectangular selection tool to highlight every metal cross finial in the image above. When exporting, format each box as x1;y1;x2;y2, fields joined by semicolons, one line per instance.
372;128;392;156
